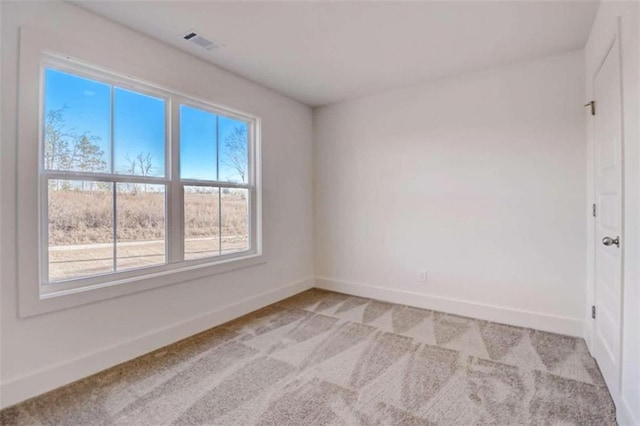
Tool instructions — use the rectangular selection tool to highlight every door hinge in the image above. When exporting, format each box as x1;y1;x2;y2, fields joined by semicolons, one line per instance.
584;100;596;116
592;203;596;217
592;305;596;319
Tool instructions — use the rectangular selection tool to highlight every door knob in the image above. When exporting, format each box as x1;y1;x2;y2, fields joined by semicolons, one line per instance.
602;236;620;247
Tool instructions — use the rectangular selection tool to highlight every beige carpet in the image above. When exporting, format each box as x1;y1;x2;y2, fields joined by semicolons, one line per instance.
1;289;616;425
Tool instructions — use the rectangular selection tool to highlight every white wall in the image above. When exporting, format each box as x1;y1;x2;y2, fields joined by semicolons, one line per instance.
584;2;640;425
3;1;636;418
314;51;587;335
0;1;314;408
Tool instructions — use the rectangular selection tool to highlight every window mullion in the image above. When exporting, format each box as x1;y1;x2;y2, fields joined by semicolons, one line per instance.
168;99;184;263
40;170;169;184
41;176;49;285
218;188;222;256
248;121;255;250
110;84;115;174
178;179;250;189
112;182;117;272
216;115;222;256
110;86;117;272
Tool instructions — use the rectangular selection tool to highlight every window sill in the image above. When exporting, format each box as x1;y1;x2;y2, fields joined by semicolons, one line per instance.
19;254;266;318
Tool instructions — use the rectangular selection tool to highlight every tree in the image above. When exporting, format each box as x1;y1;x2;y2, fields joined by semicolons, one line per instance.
123;152;154;194
75;136;106;173
44;107;107;190
44;108;72;171
136;152;154;178
222;126;248;183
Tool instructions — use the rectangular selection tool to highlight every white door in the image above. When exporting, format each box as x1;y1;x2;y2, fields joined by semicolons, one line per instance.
592;35;623;394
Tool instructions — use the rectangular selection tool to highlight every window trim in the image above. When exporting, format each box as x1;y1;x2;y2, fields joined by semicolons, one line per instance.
17;28;263;317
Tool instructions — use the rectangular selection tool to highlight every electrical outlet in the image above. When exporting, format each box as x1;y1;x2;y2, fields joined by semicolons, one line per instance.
419;270;427;282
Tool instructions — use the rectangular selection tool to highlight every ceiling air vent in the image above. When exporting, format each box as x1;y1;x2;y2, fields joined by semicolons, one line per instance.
182;30;219;50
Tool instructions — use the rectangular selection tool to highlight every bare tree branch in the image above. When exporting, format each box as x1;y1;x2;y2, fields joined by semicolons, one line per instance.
221;126;248;183
45;107;107;190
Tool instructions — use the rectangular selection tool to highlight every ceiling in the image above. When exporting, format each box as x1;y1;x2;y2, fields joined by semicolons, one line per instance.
74;1;599;107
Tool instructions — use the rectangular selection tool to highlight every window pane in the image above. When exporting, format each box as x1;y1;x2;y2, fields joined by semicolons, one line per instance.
116;183;166;271
43;68;111;172
114;88;165;177
221;188;249;254
48;180;114;282
180;105;217;180
184;186;220;260
218;116;249;183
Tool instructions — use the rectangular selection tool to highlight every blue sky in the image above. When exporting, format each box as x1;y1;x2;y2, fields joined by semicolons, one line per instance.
44;68;247;182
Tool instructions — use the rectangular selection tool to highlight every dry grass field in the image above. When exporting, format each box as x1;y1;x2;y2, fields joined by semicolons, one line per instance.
48;187;248;282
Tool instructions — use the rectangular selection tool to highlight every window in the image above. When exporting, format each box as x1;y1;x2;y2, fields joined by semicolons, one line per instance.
39;55;260;293
180;106;251;260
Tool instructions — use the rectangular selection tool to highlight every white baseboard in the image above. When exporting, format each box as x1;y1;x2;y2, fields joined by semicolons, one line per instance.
0;277;314;410
315;277;584;337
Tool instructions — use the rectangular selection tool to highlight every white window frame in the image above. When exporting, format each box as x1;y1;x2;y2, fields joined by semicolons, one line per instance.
17;28;263;317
